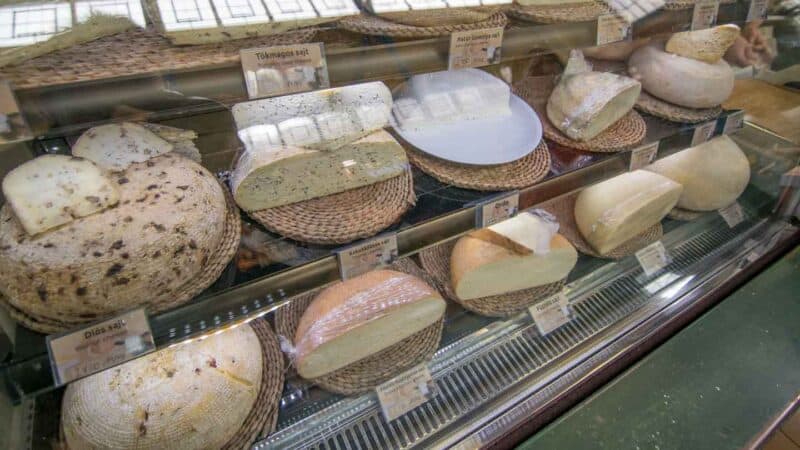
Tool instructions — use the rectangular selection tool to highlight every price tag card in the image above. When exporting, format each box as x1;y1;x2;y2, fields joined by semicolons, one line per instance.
528;292;571;335
240;43;330;99
376;364;437;421
719;202;744;227
475;191;519;228
635;241;672;277
723;110;745;135
448;27;504;70
47;308;155;386
691;120;717;146
747;0;768;22
629;141;659;171
691;0;719;30
596;14;631;46
336;233;399;280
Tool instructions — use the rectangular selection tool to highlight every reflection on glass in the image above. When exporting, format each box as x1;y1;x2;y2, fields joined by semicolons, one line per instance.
0;2;71;47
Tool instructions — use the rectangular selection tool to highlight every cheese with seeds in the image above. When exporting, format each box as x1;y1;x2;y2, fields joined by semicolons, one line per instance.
72;122;174;172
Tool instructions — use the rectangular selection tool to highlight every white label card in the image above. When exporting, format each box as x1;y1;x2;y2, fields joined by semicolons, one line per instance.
336;233;399;280
747;0;768;22
596;14;631;46
723;111;745;135
719;202;745;228
635;241;672;277
448;27;504;70
240;43;329;99
691;0;719;30
47;308;155;386
376;364;437;421
691;120;717;146
529;292;571;335
475;191;519;228
629;141;659;171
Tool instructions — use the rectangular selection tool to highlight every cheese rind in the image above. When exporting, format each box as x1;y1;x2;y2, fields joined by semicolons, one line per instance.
294;270;446;379
231;130;408;211
574;170;682;255
2;155;119;236
665;24;740;64
72;122;174;171
645;135;750;211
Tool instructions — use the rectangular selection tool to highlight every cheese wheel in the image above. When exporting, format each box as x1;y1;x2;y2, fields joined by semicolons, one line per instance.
294;270;446;379
645;135;750;211
628;43;734;108
72;123;174;172
62;325;262;450
665;24;740;64
574;170;682;255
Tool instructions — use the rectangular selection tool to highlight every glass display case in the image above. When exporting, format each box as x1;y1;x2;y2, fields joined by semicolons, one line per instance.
0;1;799;449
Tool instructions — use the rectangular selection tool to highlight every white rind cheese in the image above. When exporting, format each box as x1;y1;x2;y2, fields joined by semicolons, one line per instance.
2;155;119;236
72;123;175;172
645;135;750;211
574;170;682;255
547;51;641;141
665;24;740;64
294;270;446;379
628;43;735;108
231;130;408;211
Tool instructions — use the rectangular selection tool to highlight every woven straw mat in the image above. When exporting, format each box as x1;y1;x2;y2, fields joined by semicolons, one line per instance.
377;6;501;27
506;2;611;24
539;192;663;260
405;140;551;191
418;239;565;317
513;77;646;152
274;258;444;395
0;27;316;90
635;90;722;124
249;169;415;245
0;180;242;334
337;11;507;38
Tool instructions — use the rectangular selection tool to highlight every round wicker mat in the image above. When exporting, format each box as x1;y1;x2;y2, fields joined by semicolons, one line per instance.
405;140;551;191
249;169;415;245
538;192;663;259
274;258;444;395
636;90;722;124
506;2;612;24
337;11;508;38
377;6;501;27
418;240;565;317
0;180;242;334
667;207;703;221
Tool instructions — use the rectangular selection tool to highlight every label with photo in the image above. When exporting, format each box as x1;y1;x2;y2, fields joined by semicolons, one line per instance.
475;191;520;228
240;43;330;99
376;364;437;421
449;27;504;70
336;233;399;280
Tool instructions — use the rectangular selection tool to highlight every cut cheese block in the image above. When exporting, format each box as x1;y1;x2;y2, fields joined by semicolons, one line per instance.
294;269;446;379
645;135;750;211
231;130;407;211
628;43;734;108
574;170;682;255
665;24;740;64
451;228;577;300
232;82;392;151
62;325;262;450
142;123;202;163
2;155;119;236
547;50;641;141
72;122;174;172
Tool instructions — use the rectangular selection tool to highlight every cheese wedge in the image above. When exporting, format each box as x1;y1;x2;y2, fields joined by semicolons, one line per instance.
645;135;750;211
2;155;119;236
547;51;641;141
628;43;734;108
665;24;740;64
574;170;682;255
231;130;407;211
72;122;174;171
294;270;446;379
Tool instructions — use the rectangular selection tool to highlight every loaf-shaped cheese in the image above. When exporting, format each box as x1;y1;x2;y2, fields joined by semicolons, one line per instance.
547;51;641;141
665;24;740;64
72;122;174;171
294;270;446;379
231;130;407;211
645;135;750;211
451;214;578;300
2;155;119;236
628;43;734;108
232;82;392;151
574;170;682;255
62;325;262;450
